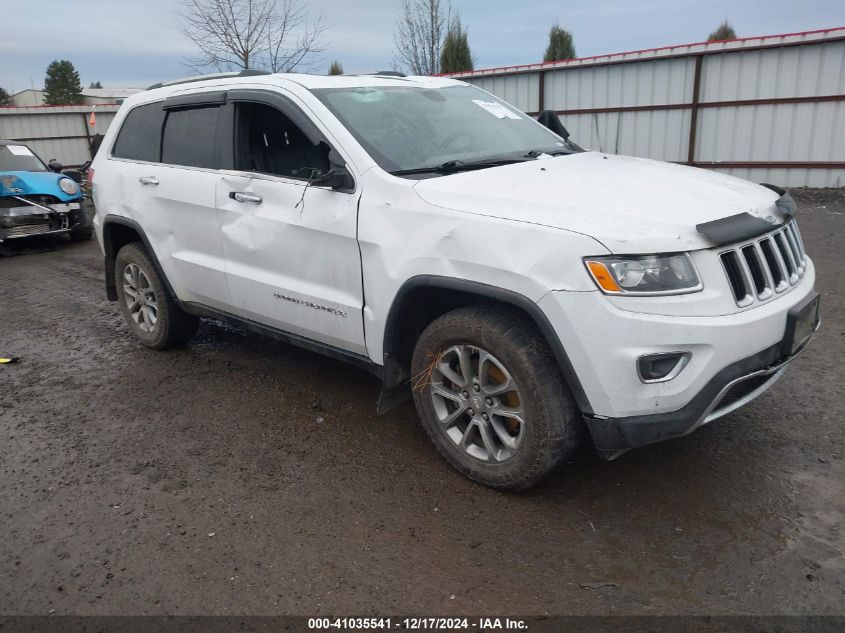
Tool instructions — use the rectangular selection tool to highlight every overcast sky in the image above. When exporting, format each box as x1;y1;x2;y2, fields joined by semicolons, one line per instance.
3;0;844;92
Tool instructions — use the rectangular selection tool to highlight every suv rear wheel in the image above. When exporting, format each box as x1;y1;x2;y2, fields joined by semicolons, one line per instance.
114;243;199;349
411;305;583;490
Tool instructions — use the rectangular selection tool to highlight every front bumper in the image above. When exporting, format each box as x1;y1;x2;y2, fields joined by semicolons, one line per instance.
586;319;817;458
538;261;818;456
0;198;90;242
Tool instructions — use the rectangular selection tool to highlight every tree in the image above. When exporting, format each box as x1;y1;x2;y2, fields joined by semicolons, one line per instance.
543;25;575;62
180;0;327;73
707;20;737;41
328;60;343;75
440;16;473;73
89;81;103;89
43;60;84;105
393;0;453;75
0;87;11;107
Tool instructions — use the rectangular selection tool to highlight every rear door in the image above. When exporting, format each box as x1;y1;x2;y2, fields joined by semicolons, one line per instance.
108;95;230;308
149;94;231;308
215;90;366;355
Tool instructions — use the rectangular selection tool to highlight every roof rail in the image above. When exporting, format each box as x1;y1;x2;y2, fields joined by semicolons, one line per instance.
147;69;271;91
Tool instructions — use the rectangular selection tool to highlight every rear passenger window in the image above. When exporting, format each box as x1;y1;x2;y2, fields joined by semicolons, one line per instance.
161;106;221;169
111;103;165;162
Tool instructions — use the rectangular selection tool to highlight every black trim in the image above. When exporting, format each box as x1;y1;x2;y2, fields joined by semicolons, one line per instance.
181;302;381;378
163;91;227;109
781;291;821;358
380;275;594;415
586;320;817;456
146;70;270;90
696;212;778;246
696;190;797;246
227;89;325;147
101;215;177;302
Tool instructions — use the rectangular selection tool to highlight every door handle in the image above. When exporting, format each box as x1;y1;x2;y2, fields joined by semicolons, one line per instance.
138;176;159;185
230;191;262;204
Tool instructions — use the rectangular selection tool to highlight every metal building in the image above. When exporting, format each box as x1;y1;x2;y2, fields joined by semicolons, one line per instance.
0;104;120;166
445;27;845;187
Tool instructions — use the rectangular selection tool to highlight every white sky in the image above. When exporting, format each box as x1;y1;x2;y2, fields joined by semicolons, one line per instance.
3;0;844;92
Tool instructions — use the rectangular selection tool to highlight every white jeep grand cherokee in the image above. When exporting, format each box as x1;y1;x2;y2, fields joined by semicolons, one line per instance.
91;70;819;490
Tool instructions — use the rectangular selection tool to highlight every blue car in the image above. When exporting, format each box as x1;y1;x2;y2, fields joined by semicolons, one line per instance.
0;139;93;244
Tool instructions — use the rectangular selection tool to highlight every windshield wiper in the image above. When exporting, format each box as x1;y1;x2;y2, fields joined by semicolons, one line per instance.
389;157;530;176
523;147;575;158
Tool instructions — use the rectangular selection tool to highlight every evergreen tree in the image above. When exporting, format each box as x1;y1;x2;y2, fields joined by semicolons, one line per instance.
0;87;12;106
328;60;344;75
440;17;473;73
707;20;737;41
44;60;83;105
89;81;103;89
543;25;576;62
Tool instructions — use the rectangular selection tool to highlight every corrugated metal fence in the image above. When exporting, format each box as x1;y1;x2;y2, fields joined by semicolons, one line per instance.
0;104;120;167
446;27;845;188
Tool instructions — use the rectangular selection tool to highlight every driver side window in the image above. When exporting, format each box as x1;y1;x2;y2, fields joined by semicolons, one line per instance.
235;102;330;180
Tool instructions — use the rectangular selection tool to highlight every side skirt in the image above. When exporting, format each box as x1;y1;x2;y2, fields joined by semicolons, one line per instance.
182;302;383;380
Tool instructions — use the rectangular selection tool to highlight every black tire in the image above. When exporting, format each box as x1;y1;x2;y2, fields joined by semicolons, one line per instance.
411;305;584;491
114;242;199;349
69;227;93;242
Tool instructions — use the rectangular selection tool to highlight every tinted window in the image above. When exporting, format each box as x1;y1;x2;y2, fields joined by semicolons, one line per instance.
161;106;221;169
235;102;329;179
112;103;165;162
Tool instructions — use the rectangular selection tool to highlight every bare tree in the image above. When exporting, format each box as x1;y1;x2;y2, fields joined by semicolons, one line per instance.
180;0;327;73
393;0;453;75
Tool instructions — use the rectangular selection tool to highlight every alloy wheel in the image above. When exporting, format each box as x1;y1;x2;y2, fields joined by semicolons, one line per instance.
428;344;526;462
122;263;158;333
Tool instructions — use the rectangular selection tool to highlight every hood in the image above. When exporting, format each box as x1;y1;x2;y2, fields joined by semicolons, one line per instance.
0;171;82;202
412;152;781;253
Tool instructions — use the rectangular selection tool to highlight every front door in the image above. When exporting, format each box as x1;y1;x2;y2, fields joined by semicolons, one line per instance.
216;96;366;355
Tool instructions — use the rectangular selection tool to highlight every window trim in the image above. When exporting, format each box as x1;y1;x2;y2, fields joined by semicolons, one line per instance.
226;91;357;193
160;103;225;170
109;100;166;163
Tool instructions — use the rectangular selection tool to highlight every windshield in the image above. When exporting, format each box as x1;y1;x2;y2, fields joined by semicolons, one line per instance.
0;144;47;172
312;84;573;174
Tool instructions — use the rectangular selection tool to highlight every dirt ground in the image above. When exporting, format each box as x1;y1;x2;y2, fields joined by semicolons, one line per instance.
1;189;843;617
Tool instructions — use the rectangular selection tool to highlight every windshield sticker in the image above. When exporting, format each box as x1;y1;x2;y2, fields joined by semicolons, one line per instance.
472;100;521;120
6;145;35;157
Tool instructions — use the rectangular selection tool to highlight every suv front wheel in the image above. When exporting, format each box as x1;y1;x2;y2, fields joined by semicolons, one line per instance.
411;305;584;490
114;243;199;349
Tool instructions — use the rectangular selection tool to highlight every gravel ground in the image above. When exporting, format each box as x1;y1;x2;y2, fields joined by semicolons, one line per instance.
0;189;843;616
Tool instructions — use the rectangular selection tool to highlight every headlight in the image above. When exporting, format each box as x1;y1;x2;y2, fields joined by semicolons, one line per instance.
584;253;701;295
58;177;78;195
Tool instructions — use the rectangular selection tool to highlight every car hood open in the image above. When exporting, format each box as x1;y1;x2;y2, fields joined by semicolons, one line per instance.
412;152;782;253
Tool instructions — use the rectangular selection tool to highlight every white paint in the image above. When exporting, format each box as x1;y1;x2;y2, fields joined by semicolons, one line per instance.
92;73;817;421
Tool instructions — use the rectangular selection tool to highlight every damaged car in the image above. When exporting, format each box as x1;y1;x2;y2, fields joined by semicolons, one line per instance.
0;140;93;244
90;72;818;490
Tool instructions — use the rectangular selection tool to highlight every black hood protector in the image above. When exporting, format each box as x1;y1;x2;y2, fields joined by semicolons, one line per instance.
696;187;797;247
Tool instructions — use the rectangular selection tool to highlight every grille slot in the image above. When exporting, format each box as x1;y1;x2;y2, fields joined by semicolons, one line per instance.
742;246;767;296
721;251;748;303
720;220;807;307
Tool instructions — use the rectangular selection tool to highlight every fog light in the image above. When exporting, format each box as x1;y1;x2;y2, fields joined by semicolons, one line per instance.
637;352;690;383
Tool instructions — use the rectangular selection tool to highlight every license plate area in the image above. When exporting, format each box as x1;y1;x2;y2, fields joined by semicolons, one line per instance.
782;292;820;357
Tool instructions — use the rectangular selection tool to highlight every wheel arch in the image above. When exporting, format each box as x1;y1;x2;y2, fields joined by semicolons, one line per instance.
102;215;176;302
378;275;593;415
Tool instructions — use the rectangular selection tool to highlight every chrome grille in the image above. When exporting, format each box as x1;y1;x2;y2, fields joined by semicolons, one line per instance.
720;220;807;307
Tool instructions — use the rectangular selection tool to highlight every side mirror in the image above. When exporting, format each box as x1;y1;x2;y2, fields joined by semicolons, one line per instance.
537;110;570;140
313;165;354;190
48;159;64;172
